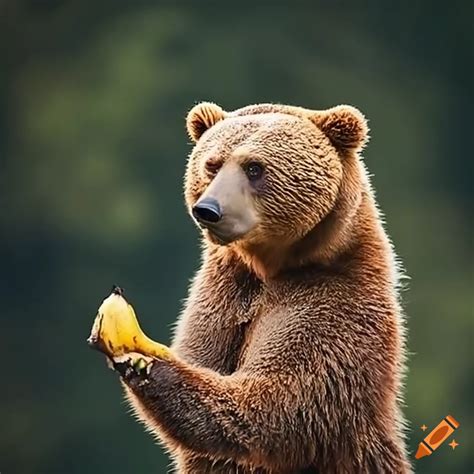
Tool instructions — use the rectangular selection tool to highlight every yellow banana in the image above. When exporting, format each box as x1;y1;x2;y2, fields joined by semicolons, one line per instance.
87;286;171;360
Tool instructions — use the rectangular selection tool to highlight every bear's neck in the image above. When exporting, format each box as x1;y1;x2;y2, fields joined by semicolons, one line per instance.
231;188;387;281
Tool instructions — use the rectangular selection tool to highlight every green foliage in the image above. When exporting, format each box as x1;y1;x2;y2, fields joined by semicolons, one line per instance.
0;2;471;473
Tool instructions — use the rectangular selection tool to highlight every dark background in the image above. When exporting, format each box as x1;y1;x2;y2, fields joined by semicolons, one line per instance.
0;1;472;473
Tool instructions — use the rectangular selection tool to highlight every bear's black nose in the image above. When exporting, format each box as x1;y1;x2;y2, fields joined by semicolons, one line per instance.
192;198;222;224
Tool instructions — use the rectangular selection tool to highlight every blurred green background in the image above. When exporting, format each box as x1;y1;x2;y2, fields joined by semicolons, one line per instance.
0;1;472;473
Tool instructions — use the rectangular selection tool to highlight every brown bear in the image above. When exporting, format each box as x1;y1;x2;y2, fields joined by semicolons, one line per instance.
115;102;411;473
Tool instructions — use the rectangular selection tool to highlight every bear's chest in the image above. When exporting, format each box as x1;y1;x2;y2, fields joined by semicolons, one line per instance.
177;271;270;375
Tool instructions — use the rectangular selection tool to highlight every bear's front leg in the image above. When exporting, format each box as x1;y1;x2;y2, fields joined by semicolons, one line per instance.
174;452;254;474
112;355;253;460
108;351;320;473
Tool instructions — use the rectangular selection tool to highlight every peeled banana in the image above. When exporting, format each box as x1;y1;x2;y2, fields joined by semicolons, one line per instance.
87;286;171;360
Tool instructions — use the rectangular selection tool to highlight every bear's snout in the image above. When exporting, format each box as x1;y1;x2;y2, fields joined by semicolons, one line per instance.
193;198;222;224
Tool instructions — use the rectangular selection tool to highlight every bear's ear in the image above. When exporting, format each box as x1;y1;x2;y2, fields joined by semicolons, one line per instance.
309;105;369;152
186;102;227;142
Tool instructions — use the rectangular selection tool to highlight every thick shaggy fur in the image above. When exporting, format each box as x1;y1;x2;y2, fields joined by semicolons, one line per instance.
120;102;410;473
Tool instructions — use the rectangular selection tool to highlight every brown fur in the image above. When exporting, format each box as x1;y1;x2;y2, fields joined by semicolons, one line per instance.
120;102;411;473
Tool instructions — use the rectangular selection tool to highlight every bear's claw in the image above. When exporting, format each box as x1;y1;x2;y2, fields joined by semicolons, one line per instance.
111;352;154;381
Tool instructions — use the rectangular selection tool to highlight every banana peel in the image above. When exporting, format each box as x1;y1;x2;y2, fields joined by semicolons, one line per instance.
87;286;171;361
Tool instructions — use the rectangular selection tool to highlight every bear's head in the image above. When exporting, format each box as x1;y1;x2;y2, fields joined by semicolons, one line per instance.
184;102;369;279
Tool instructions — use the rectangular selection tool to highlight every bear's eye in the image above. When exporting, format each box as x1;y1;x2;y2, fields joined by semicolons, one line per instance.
205;160;221;175
245;162;264;182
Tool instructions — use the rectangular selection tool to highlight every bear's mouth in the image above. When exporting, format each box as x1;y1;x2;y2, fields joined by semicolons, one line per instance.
197;218;252;245
204;225;236;245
